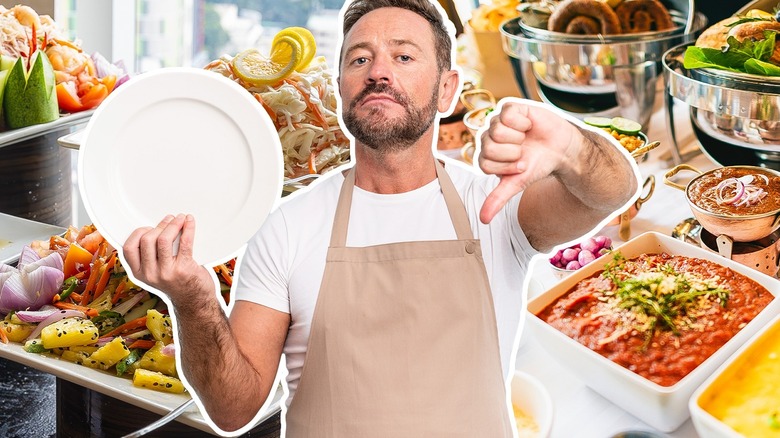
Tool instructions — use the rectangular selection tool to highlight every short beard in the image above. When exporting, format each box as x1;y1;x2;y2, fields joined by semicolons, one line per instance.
342;81;439;154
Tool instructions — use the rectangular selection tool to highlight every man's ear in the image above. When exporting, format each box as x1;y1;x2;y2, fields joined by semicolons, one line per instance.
437;69;460;113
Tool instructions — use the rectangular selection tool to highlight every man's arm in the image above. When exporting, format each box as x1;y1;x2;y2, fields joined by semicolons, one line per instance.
479;100;639;252
123;214;288;432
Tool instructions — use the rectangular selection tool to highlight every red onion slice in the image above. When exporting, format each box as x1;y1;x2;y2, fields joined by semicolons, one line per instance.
15;305;58;323
25;310;86;342
161;343;176;357
716;179;744;205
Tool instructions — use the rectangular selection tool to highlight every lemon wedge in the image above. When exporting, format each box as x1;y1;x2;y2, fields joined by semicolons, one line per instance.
273;27;317;71
232;37;301;86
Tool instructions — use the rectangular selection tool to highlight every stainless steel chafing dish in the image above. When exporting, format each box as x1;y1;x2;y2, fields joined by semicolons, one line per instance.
500;0;706;131
663;0;780;168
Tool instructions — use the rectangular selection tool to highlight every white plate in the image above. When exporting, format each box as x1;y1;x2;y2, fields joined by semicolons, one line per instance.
0;213;66;265
78;68;283;266
0;340;282;433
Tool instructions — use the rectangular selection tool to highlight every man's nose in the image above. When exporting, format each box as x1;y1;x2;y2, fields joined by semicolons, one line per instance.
367;54;394;84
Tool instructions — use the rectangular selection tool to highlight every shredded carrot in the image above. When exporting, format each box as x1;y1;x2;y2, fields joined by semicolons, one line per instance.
222;291;231;305
0;325;8;344
228;258;236;270
253;93;278;122
285;78;329;129
127;339;157;350
80;258;105;305
105;316;147;338
93;253;117;298
53;301;99;318
216;264;233;287
111;280;128;305
69;292;83;303
308;151;317;174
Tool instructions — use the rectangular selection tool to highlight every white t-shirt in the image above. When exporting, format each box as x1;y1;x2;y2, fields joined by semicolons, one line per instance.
234;162;537;406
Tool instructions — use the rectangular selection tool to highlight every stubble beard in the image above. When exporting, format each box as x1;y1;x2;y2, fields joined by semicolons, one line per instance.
342;81;439;154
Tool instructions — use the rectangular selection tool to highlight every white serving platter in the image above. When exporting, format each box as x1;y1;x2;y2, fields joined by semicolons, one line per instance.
526;231;780;432
0;340;282;433
0;213;66;266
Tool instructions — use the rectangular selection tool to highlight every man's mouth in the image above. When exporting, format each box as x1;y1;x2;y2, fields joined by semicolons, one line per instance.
361;93;399;105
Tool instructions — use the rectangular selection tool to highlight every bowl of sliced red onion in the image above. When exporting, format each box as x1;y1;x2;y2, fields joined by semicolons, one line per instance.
549;235;612;279
664;165;780;242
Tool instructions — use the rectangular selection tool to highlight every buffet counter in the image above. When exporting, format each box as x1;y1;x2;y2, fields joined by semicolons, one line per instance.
517;86;723;438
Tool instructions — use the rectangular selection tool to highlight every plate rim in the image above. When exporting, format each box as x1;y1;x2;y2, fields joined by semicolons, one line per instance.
77;67;283;267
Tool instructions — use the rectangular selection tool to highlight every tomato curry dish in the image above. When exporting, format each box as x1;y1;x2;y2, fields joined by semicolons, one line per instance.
537;252;773;387
687;167;780;217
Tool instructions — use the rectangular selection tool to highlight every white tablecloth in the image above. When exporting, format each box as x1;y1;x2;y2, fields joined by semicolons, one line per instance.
515;89;723;438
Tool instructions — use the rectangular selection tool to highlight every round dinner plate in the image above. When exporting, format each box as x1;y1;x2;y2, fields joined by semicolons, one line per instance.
79;68;283;266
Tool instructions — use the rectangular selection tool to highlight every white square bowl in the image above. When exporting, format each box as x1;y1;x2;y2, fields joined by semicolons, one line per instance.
526;231;780;432
689;313;780;438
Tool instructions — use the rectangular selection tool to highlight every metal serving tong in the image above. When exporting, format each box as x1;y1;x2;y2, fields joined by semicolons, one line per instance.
121;398;196;438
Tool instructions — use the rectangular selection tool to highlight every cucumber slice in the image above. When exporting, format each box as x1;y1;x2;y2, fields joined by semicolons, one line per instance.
583;116;613;128
610;117;642;135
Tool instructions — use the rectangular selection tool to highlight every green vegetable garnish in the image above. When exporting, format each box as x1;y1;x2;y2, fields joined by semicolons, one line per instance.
116;349;141;377
58;276;79;300
91;310;125;336
768;412;780;430
684;31;780;76
602;252;730;348
584;116;613;128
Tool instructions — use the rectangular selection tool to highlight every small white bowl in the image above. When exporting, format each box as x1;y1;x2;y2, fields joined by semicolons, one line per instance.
511;370;553;438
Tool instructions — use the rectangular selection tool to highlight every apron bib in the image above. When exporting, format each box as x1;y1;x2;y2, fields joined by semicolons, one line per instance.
285;161;512;437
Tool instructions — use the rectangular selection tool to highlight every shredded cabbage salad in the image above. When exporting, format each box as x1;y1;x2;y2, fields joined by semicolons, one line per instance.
205;56;350;179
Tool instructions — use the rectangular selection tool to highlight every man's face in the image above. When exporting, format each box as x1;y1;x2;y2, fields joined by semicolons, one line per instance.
339;7;443;153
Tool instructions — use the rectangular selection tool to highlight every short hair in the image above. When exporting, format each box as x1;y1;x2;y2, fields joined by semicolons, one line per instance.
341;0;452;73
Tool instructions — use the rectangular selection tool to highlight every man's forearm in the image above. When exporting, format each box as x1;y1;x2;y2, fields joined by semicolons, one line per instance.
556;127;638;213
172;296;266;431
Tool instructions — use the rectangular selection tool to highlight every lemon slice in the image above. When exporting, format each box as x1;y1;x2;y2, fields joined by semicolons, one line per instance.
233;38;301;86
273;27;316;71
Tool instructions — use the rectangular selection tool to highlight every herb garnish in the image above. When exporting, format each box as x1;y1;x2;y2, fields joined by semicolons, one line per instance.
601;253;730;347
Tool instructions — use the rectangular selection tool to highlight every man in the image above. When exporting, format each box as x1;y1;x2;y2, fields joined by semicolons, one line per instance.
122;0;638;435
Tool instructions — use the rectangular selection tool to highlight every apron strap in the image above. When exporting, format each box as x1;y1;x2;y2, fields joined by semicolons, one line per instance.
434;159;474;241
329;161;475;248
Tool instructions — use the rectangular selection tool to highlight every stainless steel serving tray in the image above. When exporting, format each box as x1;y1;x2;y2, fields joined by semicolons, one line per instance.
663;44;780;152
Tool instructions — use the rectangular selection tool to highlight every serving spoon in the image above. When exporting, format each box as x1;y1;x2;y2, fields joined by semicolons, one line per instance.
671;217;702;246
121;398;196;438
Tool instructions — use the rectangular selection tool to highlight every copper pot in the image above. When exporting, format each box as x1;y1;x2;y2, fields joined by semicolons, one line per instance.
664;164;780;242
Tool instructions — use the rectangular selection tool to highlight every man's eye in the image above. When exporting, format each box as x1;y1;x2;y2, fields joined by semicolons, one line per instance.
398;55;412;62
354;57;368;65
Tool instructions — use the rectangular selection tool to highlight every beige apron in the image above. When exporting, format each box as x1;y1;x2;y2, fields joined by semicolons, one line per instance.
285;160;512;437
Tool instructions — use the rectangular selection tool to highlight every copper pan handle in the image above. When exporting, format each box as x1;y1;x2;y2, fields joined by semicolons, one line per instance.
663;164;703;191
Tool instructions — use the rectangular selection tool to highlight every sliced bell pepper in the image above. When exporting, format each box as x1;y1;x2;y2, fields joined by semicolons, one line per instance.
56;74;117;113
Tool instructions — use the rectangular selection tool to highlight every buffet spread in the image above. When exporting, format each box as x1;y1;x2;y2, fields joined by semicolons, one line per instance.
4;0;780;436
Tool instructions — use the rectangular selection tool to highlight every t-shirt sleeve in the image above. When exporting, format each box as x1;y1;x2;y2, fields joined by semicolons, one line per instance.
503;191;538;269
233;208;291;314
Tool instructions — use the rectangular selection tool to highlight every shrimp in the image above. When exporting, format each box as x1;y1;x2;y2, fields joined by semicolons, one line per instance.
11;5;40;31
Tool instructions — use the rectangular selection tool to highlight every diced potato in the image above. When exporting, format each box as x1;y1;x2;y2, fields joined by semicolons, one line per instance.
1;320;35;343
69;345;99;355
40;317;99;349
88;337;131;370
146;309;173;345
60;350;90;365
132;368;185;394
137;341;177;377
